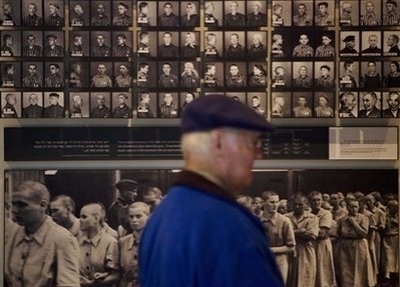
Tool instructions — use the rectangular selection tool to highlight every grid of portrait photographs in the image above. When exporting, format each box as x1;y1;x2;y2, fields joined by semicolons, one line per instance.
0;0;399;118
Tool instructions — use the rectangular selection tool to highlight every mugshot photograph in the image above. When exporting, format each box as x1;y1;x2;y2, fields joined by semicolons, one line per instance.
248;63;267;88
292;1;313;26
339;92;358;117
70;1;89;26
180;2;200;27
44;1;64;26
271;61;291;89
384;32;400;56
292;62;313;89
246;1;267;26
69;31;89;57
112;32;133;57
339;1;359;26
1;62;21;88
1;31;21;57
360;61;382;89
112;2;132;26
339;61;359;89
91;31;111;57
225;62;247;88
69;62;89;88
271;1;291;26
44;62;64;88
223;1;246;27
90;62;113;88
43;92;65;118
1;1;20;26
248;93;266;117
384;61;400;88
361;31;382;56
178;92;197;116
339;33;359;56
314;1;334;26
137;31;156;58
91;1;111;26
22;92;44;118
246;32;267;59
43;32;64;57
22;2;43;26
157;1;179;27
158;92;178;118
204;31;222;58
137;2;149;26
114;62;132;88
1;92;21;118
158;32;180;58
360;0;381;26
382;92;400;118
22;62;43;88
203;62;223;88
69;92;89;118
291;33;314;58
137;92;156;118
358;91;381;118
224;32;246;58
112;92;133;118
158;62;179;88
137;61;157;88
292;92;313;117
314;92;334;117
180;32;200;58
271;92;291;118
314;62;334;89
382;0;400;25
180;61;200;89
271;32;287;58
204;1;222;27
22;31;43;57
314;32;335;58
90;92;112;118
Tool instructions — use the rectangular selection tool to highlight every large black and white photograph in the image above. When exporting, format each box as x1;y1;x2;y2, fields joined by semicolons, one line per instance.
4;169;399;287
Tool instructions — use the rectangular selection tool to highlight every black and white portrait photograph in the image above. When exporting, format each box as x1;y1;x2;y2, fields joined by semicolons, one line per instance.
338;91;358;118
112;92;133;118
1;61;21;88
382;91;400;118
22;62;43;88
246;31;267;59
22;91;44;118
90;61;113;88
69;62;89;88
89;92;112;118
1;0;20;26
1;30;21;57
44;0;65;26
358;91;382;118
360;0;381;26
157;1;179;27
314;0;334;26
360;60;382;89
271;61;292;89
224;31;246;58
339;0;359;26
313;92;335;118
157;61;180;89
22;0;43;26
158;92;179;118
43;31;65;57
204;1;222;27
271;1;291;26
70;1;89;26
339;60;359;89
137;31;157;58
246;0;267;26
361;31;382;56
180;61;200;89
292;92;313;117
137;1;155;27
90;1;111;27
291;32;315;58
43;91;65;118
247;92;266;117
180;1;200;27
69;31;89;57
223;0;246;27
314;31;335;58
314;61;335;89
69;92;89;118
292;1;313;26
204;31;222;58
384;60;400;88
339;31;360;56
224;62;247;88
91;31;111;57
136;61;157;88
114;62;133;89
44;62;64;88
383;32;400;57
292;62;313;89
22;31;43;57
112;32;133;58
1;92;21;118
112;1;132;26
158;31;180;59
137;92;157;118
179;91;197;116
271;32;290;59
271;91;291;117
203;61;223;89
180;31;200;58
248;62;267;88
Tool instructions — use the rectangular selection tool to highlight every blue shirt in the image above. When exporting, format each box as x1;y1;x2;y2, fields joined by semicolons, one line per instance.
139;171;284;287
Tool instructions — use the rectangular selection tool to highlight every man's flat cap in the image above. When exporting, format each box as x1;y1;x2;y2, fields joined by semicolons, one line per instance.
49;93;60;98
182;94;274;134
116;179;138;191
387;0;397;6
320;65;331;71
47;34;57;39
343;35;355;42
119;2;129;9
49;3;60;9
318;1;328;7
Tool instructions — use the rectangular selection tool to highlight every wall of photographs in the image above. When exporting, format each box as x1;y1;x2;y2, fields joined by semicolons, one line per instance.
0;0;398;119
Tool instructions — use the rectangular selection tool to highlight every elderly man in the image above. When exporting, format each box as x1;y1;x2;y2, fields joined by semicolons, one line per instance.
5;181;80;286
139;95;284;287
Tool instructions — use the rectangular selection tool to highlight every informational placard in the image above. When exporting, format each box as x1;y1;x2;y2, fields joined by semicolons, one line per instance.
4;126;330;161
329;127;399;160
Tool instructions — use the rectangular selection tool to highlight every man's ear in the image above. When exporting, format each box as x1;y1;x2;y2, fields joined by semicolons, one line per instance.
40;200;48;211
